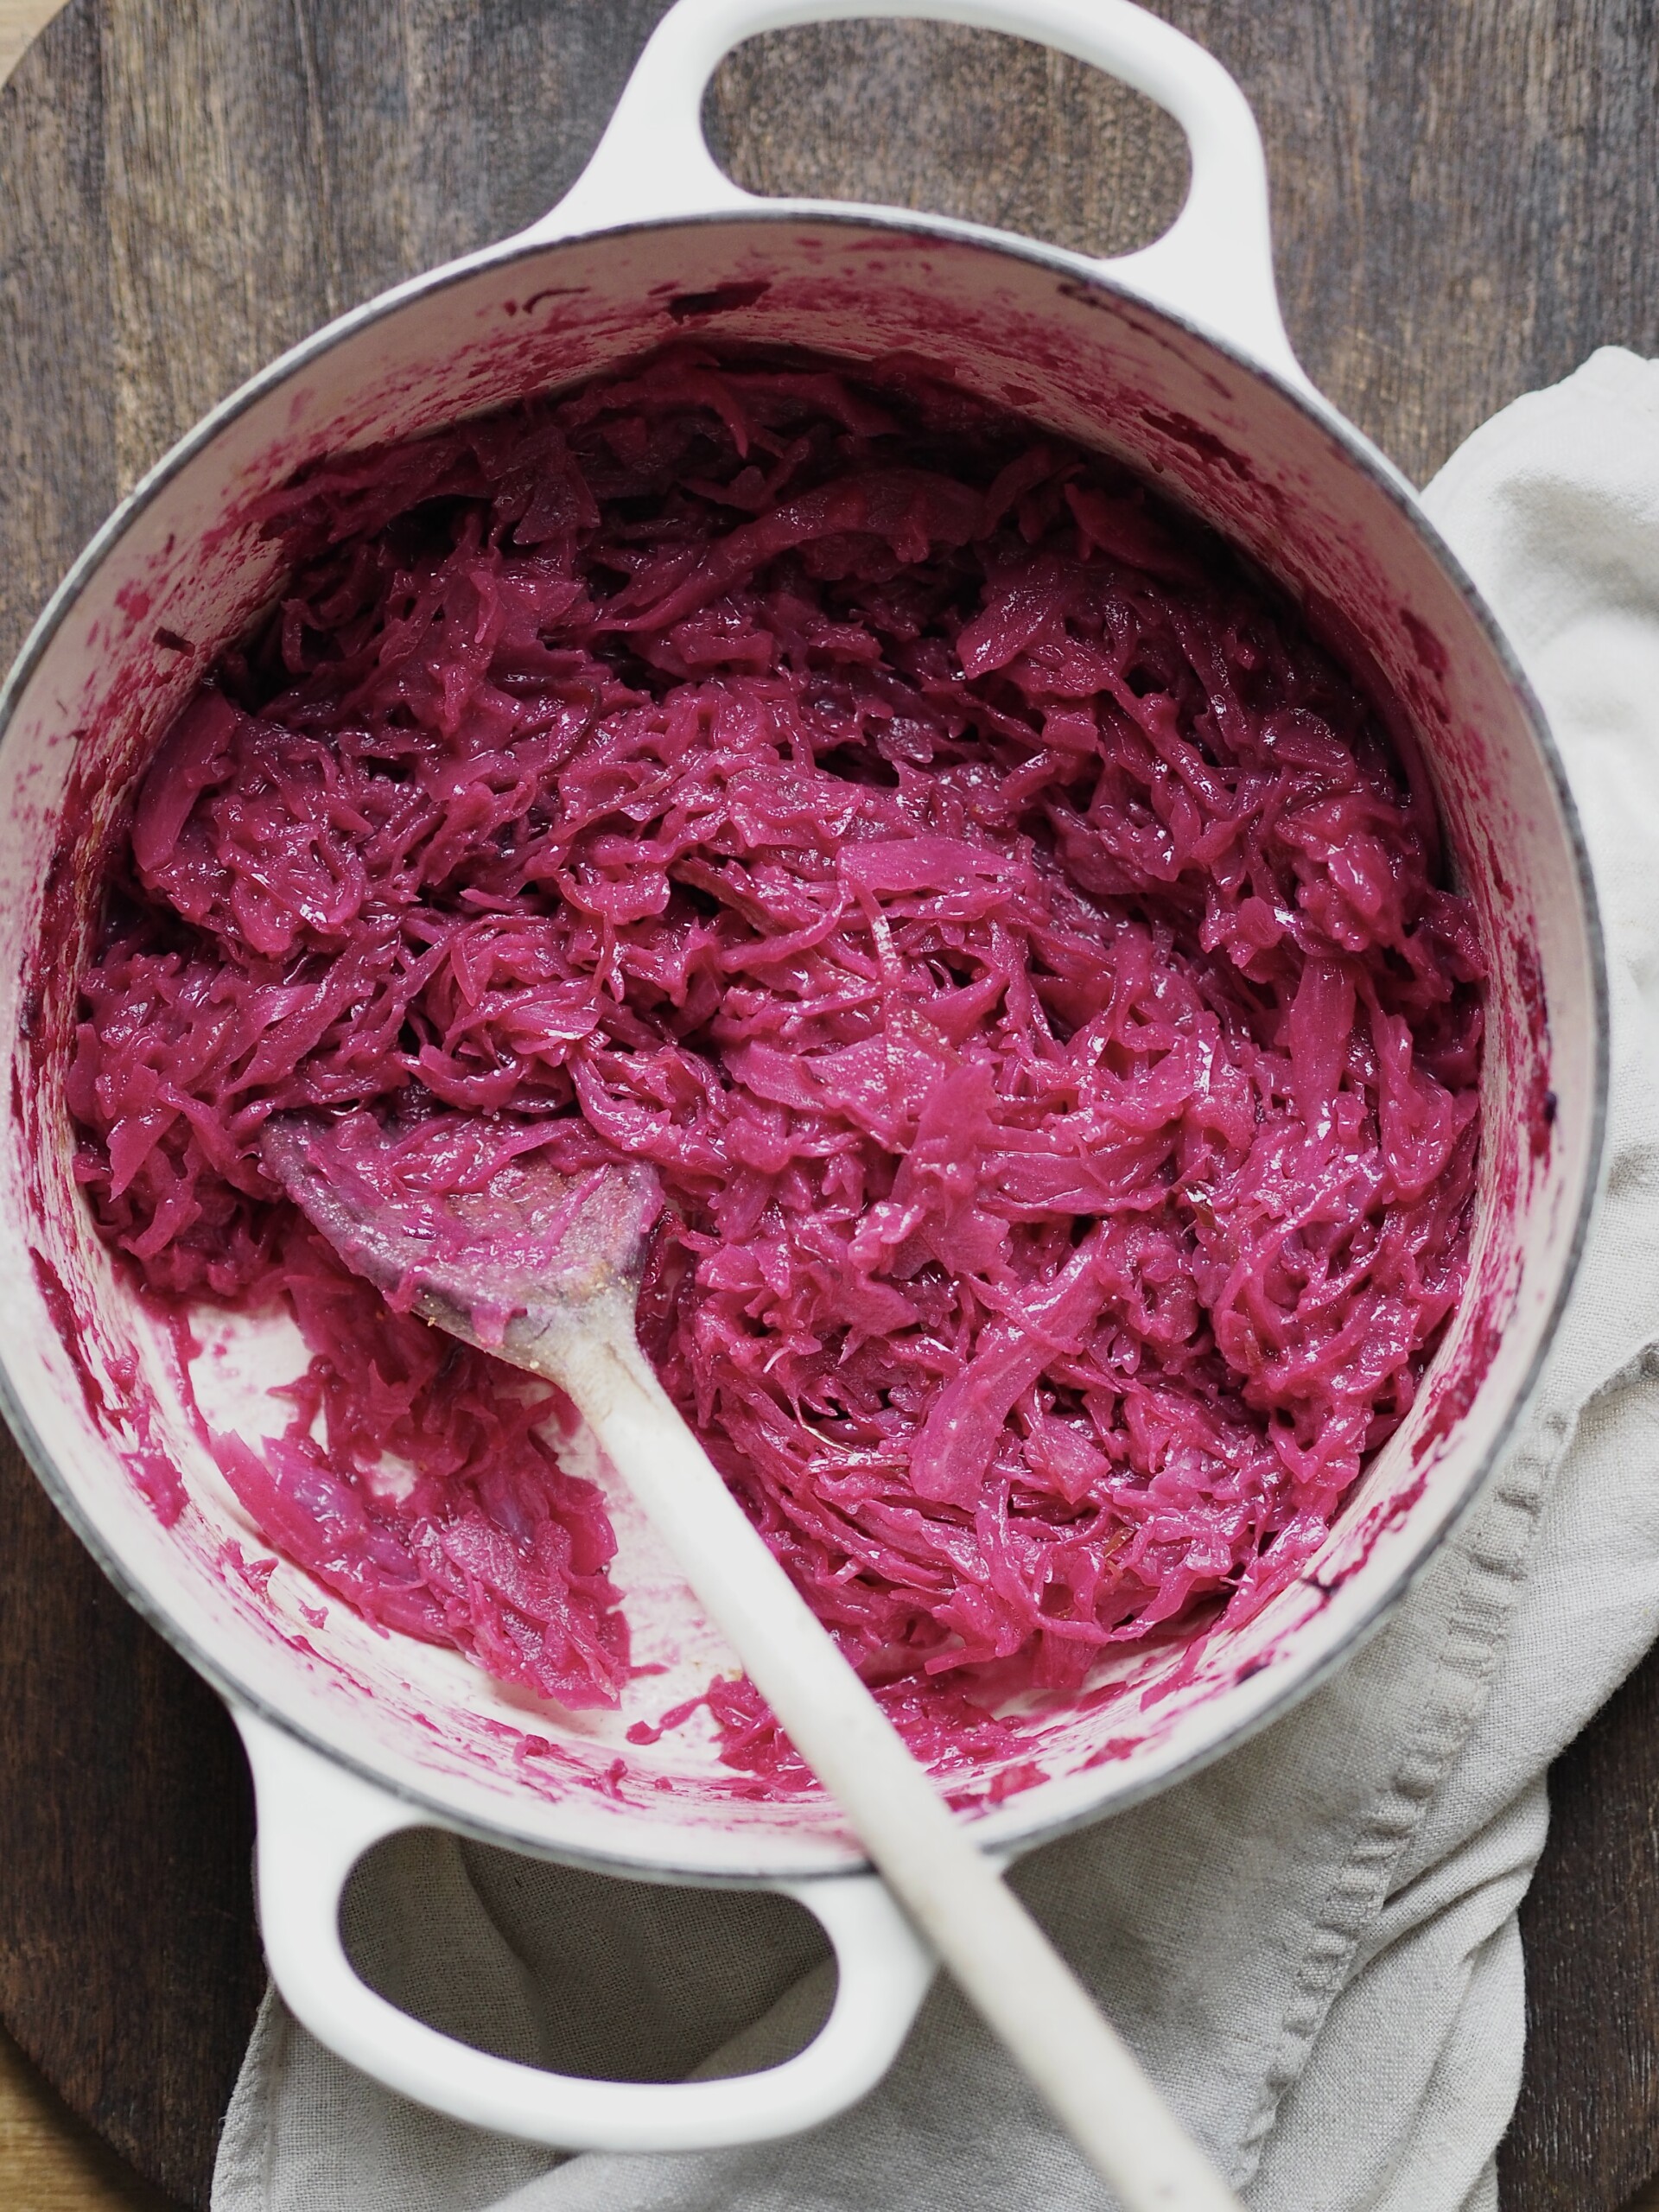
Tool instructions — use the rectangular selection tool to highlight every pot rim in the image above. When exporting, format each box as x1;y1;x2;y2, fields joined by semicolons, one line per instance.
0;198;1611;1884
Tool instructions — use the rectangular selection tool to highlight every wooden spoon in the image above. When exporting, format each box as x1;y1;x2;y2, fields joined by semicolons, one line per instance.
262;1106;1241;2212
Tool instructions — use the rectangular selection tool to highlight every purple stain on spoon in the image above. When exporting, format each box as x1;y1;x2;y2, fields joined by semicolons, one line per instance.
260;1109;664;1351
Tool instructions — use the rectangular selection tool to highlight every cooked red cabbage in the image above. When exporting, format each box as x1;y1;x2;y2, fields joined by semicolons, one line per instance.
68;348;1483;1762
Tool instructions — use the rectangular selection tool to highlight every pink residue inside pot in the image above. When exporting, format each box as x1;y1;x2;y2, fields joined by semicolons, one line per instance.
66;346;1484;1783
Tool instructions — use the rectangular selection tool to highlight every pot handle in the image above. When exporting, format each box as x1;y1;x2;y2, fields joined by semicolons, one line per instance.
235;1708;938;2150
519;0;1306;388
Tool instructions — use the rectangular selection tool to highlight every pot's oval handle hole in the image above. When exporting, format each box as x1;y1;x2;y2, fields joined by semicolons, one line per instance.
516;0;1308;392
237;1708;938;2152
341;1827;839;2083
703;20;1189;269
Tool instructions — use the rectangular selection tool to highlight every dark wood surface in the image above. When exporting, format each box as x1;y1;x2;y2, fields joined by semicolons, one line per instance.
1;3;1657;2206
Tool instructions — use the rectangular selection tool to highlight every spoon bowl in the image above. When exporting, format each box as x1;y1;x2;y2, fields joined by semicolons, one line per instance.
260;1110;663;1353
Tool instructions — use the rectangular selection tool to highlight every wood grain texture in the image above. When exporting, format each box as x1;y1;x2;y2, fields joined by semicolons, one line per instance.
0;0;61;80
0;1434;262;2202
1510;1643;1659;2212
0;2023;173;2212
2;3;1659;2209
99;0;669;496
0;7;265;2202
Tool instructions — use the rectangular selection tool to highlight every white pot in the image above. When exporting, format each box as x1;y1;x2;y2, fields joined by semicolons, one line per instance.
0;0;1605;2154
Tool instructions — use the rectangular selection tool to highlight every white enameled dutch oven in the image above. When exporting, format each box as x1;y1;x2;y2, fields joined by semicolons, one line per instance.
0;0;1605;2153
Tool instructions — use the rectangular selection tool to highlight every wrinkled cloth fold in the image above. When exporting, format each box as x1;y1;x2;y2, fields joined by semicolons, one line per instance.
213;349;1659;2212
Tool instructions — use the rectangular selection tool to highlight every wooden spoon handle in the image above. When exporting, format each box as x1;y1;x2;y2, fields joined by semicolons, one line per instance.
550;1306;1242;2212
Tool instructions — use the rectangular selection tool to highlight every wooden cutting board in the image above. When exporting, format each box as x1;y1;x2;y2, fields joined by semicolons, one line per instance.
1;3;1657;2205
